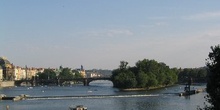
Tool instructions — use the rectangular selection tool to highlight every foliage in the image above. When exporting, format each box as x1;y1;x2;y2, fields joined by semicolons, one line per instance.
136;71;148;88
135;59;177;87
72;70;83;78
178;67;208;83
112;61;137;88
37;66;83;80
37;69;57;80
111;59;178;89
203;45;220;110
58;67;75;79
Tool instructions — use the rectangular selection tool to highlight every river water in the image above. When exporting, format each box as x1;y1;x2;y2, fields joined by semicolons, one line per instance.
0;81;207;110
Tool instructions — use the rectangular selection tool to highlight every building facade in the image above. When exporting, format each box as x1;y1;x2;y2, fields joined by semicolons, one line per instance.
0;66;3;81
79;65;86;78
0;57;86;81
0;57;46;81
0;57;14;81
14;66;44;80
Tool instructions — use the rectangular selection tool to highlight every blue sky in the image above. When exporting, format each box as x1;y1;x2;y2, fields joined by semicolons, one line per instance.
1;0;220;69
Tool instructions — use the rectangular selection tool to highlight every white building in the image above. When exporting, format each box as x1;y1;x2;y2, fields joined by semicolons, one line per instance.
90;73;101;78
14;66;25;80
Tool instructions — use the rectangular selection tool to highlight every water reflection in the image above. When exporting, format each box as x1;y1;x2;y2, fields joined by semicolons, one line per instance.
89;80;113;87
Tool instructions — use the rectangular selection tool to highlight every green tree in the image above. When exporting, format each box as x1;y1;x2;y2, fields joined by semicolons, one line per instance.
37;69;57;80
147;73;158;87
135;59;177;86
136;71;148;88
58;67;74;79
112;70;137;88
197;68;207;78
119;61;129;70
178;68;208;83
112;59;178;89
165;70;177;85
204;45;220;110
72;70;83;78
111;61;137;88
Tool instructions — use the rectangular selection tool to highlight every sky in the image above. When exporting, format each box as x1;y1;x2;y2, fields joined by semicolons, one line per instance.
1;0;220;70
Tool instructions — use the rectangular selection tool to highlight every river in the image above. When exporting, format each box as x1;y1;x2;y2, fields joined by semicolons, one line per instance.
0;81;207;110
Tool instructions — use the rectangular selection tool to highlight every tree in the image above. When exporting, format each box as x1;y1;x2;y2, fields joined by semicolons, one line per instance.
58;67;74;79
111;61;137;88
112;59;178;89
136;71;148;88
119;61;129;70
178;68;208;83
135;59;178;86
37;69;57;80
146;73;158;87
204;45;220;110
72;70;83;78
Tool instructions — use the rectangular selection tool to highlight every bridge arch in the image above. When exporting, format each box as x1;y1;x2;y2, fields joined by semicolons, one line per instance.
84;77;112;86
89;80;113;87
14;77;112;86
14;80;34;86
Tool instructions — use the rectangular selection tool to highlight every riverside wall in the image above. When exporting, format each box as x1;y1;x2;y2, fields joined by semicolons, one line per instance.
0;81;14;87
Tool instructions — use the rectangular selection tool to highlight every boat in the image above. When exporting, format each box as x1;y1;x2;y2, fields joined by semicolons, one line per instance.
69;105;87;110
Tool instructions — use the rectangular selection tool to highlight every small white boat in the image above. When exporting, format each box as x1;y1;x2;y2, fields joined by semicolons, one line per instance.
69;105;87;110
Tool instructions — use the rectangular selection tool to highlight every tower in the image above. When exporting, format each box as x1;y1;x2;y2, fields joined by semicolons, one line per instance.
80;65;86;78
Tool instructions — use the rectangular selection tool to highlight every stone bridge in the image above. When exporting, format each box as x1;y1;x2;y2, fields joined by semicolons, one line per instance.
14;77;112;86
83;77;112;86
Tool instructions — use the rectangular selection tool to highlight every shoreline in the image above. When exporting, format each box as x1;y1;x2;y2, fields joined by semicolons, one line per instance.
120;84;177;92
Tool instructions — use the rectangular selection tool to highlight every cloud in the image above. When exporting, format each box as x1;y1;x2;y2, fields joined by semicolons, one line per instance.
203;30;220;37
155;22;168;26
183;11;220;20
146;16;171;20
139;22;169;28
84;29;134;38
111;28;220;68
107;29;133;36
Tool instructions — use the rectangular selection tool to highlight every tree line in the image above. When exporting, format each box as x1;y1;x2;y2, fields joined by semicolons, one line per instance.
36;66;83;80
111;59;178;89
111;59;209;89
178;67;208;83
111;45;220;110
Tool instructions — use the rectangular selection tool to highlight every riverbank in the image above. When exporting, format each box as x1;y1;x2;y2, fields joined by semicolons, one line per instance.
120;84;176;91
0;81;14;87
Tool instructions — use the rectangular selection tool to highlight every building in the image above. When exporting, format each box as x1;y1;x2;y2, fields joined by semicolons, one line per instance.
86;71;101;78
0;57;46;81
14;66;24;80
0;66;3;81
80;65;86;78
76;65;86;78
15;67;44;80
0;56;88;81
0;57;14;81
89;73;101;78
86;69;102;78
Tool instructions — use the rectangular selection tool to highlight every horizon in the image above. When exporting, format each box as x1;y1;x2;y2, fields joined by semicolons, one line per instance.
0;56;207;70
1;1;220;69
